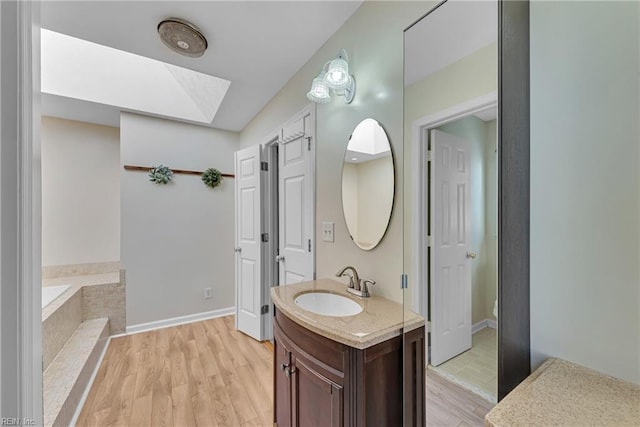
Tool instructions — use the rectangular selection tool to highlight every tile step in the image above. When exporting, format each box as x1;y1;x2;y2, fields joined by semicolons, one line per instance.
43;318;109;427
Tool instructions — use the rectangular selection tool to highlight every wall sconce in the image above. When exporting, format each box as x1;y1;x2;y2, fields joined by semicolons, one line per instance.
307;49;356;104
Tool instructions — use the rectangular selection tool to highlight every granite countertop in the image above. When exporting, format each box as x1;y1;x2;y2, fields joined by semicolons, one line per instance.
271;278;424;350
485;358;640;426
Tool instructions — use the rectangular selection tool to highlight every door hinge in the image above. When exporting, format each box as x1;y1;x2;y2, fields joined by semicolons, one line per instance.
426;150;432;162
306;136;312;151
426;235;432;247
260;305;269;315
261;233;269;243
308;239;312;252
261;161;268;171
401;273;408;289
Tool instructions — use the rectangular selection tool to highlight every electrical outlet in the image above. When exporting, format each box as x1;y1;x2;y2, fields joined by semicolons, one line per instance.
322;222;334;242
204;287;213;299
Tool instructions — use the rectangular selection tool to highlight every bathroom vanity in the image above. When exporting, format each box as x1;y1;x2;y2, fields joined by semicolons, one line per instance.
271;279;425;426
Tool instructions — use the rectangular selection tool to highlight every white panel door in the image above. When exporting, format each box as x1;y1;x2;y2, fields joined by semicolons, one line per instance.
234;145;263;341
278;114;314;285
430;129;472;366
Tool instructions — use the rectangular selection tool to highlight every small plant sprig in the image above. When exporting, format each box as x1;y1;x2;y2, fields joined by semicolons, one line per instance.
201;168;223;189
148;165;173;184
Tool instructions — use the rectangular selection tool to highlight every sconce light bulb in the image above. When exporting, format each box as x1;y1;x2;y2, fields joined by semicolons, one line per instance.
307;49;355;104
324;58;350;90
307;76;331;104
331;70;344;81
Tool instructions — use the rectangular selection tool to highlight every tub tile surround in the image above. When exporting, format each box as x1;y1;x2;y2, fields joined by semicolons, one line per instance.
42;261;121;279
271;278;424;349
42;289;82;370
485;358;640;426
42;269;125;334
43;318;109;427
42;264;126;427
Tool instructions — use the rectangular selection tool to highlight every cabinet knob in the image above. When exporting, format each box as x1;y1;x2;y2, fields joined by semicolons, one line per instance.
284;366;296;378
280;363;289;372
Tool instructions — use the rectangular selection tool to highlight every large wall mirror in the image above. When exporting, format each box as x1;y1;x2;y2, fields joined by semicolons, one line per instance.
341;118;394;250
404;0;530;411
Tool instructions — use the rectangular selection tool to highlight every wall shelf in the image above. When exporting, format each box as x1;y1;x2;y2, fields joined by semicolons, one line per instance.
123;165;234;178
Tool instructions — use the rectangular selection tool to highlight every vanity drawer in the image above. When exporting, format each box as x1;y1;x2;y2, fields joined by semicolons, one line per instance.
274;307;347;383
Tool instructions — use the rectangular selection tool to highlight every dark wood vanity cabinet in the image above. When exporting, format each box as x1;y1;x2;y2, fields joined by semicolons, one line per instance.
273;308;425;427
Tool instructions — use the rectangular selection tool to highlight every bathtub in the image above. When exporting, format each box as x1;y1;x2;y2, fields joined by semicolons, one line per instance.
42;285;71;309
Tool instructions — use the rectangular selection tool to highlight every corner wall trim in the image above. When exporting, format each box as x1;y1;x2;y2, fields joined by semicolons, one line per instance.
126;307;235;335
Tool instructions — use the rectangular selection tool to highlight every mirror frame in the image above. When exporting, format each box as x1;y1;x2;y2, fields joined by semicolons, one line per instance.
340;118;395;251
404;0;530;402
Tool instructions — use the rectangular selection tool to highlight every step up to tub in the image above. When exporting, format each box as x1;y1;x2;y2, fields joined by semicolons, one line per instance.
43;318;109;427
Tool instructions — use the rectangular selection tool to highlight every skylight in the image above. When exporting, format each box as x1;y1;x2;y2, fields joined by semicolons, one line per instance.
348;119;391;156
41;29;230;124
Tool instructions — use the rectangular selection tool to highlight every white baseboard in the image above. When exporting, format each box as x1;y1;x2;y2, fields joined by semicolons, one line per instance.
487;318;497;330
126;307;235;335
472;318;497;334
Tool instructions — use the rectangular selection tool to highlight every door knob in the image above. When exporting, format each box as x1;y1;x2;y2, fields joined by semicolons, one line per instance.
234;247;242;253
275;255;285;262
466;252;477;259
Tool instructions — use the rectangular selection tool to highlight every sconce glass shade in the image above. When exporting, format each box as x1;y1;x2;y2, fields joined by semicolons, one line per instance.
306;76;331;103
324;57;350;90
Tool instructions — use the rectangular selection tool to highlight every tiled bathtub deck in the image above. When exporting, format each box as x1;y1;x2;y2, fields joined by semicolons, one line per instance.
42;269;125;427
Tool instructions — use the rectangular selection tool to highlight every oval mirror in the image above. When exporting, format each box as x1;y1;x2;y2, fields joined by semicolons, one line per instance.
341;118;394;250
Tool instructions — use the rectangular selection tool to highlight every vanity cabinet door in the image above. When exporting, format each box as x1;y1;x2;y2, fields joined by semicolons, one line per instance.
274;326;292;427
291;354;343;427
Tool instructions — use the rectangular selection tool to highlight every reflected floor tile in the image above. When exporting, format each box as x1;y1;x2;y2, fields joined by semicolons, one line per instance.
430;327;497;403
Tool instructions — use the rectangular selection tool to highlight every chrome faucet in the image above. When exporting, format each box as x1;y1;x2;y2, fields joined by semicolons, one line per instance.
335;266;375;298
336;266;360;290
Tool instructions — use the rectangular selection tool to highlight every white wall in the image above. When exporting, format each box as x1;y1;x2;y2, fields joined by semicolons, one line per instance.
342;163;358;240
530;1;640;384
357;156;394;248
120;112;239;327
343;157;394;249
239;1;435;302
41;116;120;266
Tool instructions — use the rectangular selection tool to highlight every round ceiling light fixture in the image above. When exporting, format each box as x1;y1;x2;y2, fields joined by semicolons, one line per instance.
157;18;207;58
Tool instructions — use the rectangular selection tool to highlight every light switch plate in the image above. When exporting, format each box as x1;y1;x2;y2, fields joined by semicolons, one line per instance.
322;222;334;242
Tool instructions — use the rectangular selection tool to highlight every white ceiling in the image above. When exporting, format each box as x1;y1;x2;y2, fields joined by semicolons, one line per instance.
40;1;363;131
404;0;497;87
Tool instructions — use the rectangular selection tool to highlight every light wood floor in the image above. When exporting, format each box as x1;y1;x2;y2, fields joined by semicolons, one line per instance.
76;316;273;426
77;315;492;426
426;370;494;426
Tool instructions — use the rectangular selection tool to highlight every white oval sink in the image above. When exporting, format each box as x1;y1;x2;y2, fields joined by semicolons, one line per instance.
294;292;362;317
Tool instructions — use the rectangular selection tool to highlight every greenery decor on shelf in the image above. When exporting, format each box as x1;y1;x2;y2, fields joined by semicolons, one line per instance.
148;165;173;184
201;168;223;189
